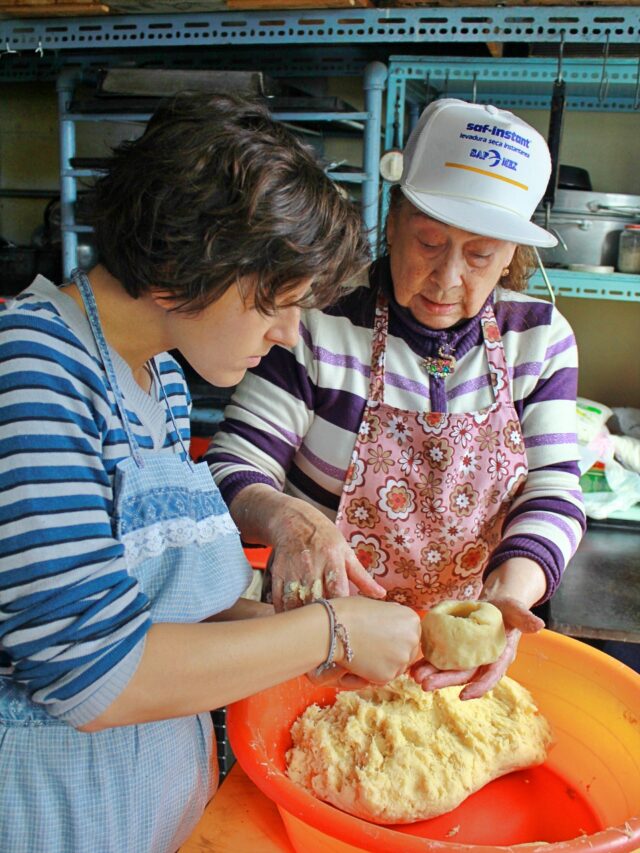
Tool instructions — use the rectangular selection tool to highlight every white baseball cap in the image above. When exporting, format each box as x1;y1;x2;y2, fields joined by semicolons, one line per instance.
399;98;558;247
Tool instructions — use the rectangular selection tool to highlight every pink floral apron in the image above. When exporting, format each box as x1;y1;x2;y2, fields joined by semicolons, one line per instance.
335;294;528;608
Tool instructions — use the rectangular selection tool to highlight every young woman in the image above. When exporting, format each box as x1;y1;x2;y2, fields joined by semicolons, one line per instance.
0;93;421;853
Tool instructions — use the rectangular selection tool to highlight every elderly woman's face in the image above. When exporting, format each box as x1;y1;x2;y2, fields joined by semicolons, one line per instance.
386;200;516;330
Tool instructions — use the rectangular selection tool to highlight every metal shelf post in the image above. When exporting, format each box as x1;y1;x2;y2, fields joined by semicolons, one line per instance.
57;70;80;279
362;61;387;252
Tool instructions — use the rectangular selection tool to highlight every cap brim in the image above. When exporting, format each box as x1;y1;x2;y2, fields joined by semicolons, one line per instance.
401;187;558;248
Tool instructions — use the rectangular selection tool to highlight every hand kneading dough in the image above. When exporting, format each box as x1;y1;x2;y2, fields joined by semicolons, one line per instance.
286;675;552;824
421;599;506;670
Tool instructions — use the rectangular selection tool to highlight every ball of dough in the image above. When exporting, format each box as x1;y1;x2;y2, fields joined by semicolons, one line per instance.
421;599;506;670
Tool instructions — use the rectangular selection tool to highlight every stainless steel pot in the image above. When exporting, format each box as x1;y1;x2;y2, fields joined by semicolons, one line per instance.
533;189;640;268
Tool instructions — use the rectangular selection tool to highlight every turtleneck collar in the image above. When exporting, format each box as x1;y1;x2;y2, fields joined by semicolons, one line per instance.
371;255;493;360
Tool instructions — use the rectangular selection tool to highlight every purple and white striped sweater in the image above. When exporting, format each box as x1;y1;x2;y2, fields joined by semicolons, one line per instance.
208;258;585;601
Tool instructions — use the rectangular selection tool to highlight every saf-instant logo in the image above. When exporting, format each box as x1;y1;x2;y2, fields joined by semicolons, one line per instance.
465;121;530;173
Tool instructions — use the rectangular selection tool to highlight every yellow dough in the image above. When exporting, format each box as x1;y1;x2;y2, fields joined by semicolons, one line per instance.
286;675;552;824
421;599;507;670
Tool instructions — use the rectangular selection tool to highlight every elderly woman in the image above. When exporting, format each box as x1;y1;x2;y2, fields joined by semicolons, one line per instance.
208;98;586;699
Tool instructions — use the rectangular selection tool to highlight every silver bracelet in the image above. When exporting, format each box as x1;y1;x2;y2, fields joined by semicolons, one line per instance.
313;598;354;675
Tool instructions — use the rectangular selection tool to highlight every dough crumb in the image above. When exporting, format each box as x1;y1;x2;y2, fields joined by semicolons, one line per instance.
283;578;323;605
287;675;552;824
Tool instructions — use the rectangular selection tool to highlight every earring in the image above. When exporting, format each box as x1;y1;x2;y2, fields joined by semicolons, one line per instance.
501;268;510;277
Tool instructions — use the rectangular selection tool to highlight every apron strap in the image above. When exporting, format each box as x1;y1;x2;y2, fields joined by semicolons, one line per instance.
479;302;512;407
149;359;194;471
367;292;390;403
369;293;511;409
73;269;145;468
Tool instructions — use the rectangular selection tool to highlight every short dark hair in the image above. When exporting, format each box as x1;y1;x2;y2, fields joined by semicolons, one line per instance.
91;93;370;313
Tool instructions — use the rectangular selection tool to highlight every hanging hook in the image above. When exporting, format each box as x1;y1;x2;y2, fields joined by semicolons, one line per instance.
598;33;610;103
443;69;450;99
633;55;640;110
471;72;478;104
393;92;402;149
35;39;44;58
556;30;565;83
2;41;18;56
423;71;431;110
533;248;556;305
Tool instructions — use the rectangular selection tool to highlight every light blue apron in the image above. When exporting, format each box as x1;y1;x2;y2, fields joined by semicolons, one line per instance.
0;271;252;853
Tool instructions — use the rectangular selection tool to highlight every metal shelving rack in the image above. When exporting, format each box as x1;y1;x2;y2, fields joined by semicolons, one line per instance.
55;61;387;277
2;7;640;297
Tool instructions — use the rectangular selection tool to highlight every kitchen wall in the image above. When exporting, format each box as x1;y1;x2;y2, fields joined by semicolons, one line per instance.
519;109;640;196
1;80;638;407
0;81;145;245
556;296;640;408
509;108;640;408
0;82;58;245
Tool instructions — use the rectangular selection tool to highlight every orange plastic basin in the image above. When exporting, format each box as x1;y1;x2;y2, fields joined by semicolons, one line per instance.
242;546;272;571
189;436;211;462
227;630;640;852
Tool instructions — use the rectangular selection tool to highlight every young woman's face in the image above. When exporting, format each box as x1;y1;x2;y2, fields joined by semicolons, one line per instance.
386;200;516;330
166;279;310;387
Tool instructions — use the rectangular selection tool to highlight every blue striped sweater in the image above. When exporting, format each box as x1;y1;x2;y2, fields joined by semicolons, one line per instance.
0;277;191;726
209;258;586;601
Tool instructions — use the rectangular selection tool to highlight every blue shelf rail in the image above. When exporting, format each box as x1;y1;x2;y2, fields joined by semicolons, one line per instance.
386;56;640;118
3;7;640;52
529;268;640;302
3;7;640;84
56;61;387;277
382;56;640;214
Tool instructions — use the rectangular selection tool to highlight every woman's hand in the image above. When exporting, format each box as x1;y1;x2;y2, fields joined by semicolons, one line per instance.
306;664;370;691
315;597;422;686
411;597;544;700
228;485;386;613
270;501;386;612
